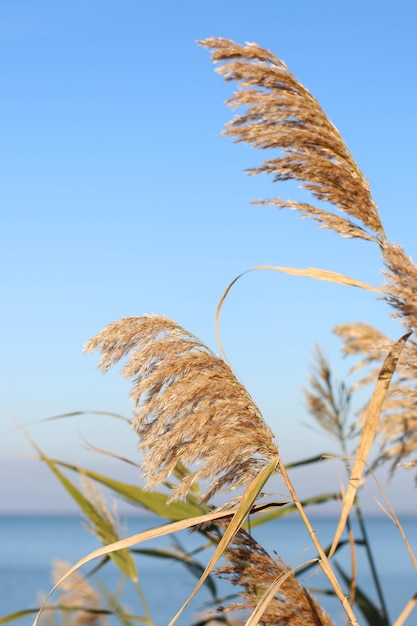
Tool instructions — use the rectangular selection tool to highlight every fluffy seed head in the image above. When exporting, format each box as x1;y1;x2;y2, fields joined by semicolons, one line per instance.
199;37;385;245
216;528;335;625
49;560;107;626
85;314;278;501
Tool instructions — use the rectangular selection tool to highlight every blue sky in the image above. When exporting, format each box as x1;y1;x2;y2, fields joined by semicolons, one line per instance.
1;1;416;514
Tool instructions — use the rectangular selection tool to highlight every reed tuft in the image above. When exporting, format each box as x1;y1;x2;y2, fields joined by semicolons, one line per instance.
80;475;120;543
199;37;385;245
216;528;334;625
303;346;353;446
84;314;278;501
48;560;107;626
332;322;417;472
382;243;417;339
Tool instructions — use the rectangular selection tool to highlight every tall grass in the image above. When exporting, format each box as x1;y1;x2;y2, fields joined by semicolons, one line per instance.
3;37;417;626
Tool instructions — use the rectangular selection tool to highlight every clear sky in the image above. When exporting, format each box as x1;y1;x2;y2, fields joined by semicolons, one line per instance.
1;1;416;514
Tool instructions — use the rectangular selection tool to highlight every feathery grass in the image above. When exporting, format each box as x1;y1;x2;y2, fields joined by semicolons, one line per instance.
199;37;386;246
4;35;417;626
84;314;279;503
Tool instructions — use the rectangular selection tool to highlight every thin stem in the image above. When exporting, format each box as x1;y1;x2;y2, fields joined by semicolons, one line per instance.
354;499;390;625
340;438;389;623
133;579;153;625
277;459;360;626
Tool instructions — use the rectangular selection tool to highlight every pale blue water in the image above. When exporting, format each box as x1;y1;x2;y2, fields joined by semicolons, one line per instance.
0;514;416;625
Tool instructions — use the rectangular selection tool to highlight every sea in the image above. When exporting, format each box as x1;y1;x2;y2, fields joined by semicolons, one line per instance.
0;513;416;626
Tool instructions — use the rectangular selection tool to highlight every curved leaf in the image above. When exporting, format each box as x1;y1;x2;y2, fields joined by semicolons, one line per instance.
51;459;209;521
32;503;272;626
215;265;381;359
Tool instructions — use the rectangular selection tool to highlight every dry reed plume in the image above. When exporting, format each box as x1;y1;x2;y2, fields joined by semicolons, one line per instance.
216;528;334;626
333;322;417;473
303;346;354;447
84;314;278;502
199;37;385;245
80;475;120;543
46;560;107;626
383;244;417;340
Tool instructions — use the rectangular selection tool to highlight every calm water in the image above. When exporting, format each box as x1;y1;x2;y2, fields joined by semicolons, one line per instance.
0;513;416;625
